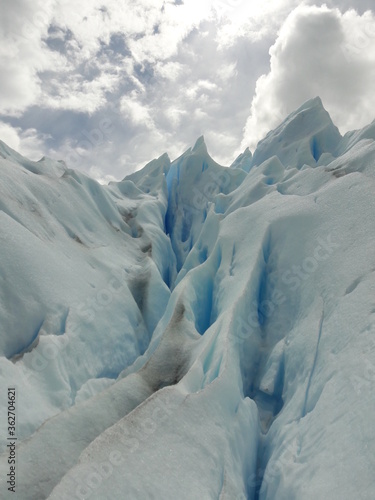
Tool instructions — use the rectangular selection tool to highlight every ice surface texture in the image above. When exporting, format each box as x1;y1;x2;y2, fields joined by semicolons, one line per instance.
0;97;375;499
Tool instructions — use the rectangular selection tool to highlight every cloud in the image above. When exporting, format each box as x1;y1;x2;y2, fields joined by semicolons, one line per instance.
214;0;301;46
104;24;271;172
1;0;374;180
242;5;375;150
0;121;49;159
0;122;21;150
0;0;57;115
0;0;299;175
0;0;295;118
154;61;185;81
120;94;155;129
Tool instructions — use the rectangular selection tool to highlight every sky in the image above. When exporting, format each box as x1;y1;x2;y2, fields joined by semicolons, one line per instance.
0;0;374;182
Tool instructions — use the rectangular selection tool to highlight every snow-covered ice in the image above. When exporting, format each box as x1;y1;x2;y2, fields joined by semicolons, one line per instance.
0;97;375;499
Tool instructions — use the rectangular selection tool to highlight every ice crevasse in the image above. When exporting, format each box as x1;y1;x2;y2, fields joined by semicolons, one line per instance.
0;97;375;499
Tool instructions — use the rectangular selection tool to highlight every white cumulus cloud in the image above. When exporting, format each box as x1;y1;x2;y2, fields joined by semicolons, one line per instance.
242;5;375;151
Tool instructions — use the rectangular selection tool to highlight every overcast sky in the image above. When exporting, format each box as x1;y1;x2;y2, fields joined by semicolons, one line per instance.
0;0;374;182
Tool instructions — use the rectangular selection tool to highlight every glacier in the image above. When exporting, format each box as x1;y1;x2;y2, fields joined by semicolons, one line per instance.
0;96;375;499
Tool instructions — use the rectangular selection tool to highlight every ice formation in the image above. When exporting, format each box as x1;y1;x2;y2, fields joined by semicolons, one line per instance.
0;97;375;499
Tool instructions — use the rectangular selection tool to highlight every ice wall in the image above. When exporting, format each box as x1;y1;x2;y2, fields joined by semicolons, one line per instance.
1;98;375;499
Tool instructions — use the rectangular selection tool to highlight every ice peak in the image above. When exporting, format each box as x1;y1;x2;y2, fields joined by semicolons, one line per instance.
192;135;207;153
124;152;170;182
287;96;337;133
298;96;324;112
230;147;253;172
252;97;342;169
